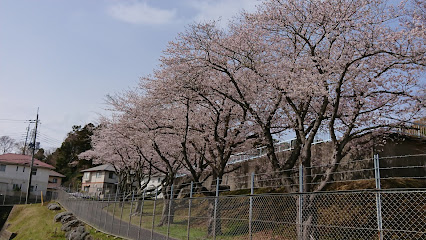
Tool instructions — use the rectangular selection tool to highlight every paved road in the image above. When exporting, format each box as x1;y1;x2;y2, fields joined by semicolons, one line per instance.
59;199;176;240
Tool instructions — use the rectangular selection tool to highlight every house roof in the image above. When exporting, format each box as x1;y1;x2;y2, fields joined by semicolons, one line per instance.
0;153;55;169
49;170;65;178
81;164;115;172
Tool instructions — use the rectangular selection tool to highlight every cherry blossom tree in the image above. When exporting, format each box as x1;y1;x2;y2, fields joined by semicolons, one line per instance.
144;66;257;234
162;0;424;237
79;117;152;195
244;0;424;237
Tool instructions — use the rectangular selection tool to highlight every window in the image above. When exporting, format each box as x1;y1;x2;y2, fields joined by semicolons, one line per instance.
0;165;6;172
83;172;90;179
29;186;34;192
23;167;25;172
109;172;114;179
96;172;101;178
52;178;57;183
16;166;18;171
13;184;21;191
97;188;102;192
157;178;161;183
31;168;37;176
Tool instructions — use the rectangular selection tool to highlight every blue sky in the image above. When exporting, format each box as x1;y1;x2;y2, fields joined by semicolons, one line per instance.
0;0;259;150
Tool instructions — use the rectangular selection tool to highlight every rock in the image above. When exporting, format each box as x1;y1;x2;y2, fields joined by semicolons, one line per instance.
80;231;90;238
47;203;61;210
61;219;82;232
54;211;73;222
0;229;17;240
84;235;94;240
66;226;90;240
60;214;76;224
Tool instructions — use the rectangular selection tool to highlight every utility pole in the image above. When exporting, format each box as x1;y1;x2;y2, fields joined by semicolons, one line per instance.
25;109;39;204
22;124;30;155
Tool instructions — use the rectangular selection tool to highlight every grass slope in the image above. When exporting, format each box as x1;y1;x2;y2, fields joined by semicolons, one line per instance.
6;204;65;240
5;203;120;240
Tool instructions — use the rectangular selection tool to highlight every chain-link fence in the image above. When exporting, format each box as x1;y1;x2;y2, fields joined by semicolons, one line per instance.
57;189;426;240
55;154;425;239
0;190;53;205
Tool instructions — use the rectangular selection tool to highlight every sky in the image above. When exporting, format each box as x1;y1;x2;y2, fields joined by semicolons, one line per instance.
0;0;260;150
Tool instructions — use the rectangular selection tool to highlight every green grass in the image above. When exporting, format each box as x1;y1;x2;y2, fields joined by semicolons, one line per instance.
6;203;66;240
104;199;248;240
5;202;121;240
104;200;210;239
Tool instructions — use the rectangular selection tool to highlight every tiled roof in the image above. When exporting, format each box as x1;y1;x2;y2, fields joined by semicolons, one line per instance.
0;153;55;169
49;170;65;178
81;164;115;172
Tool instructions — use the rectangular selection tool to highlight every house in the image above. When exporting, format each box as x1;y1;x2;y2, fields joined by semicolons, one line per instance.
81;164;117;196
141;174;165;198
0;153;55;196
141;174;165;191
47;170;65;199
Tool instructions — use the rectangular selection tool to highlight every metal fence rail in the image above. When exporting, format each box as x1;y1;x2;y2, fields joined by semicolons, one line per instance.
0;190;53;205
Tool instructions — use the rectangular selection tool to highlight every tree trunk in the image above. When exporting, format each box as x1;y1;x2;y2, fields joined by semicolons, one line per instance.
207;197;222;237
298;194;318;240
158;197;175;226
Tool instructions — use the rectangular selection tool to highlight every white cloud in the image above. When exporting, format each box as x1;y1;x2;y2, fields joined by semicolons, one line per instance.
107;1;177;25
186;0;260;26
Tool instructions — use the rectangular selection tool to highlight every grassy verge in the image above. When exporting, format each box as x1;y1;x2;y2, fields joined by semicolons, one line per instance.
6;203;65;240
5;202;120;240
104;200;235;240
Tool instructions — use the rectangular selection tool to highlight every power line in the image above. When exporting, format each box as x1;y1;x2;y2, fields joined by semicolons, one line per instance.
0;119;36;123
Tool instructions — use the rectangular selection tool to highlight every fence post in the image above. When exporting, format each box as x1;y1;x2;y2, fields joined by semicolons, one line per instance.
249;172;254;240
92;195;96;222
127;190;135;237
213;177;220;240
104;193;111;230
374;154;383;240
167;184;174;239
150;188;158;240
111;189;119;232
95;194;100;228
118;192;125;235
187;182;193;240
298;164;304;239
100;192;105;230
137;189;146;240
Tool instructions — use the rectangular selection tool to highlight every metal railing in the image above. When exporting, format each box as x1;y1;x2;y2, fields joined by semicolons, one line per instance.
393;122;426;138
0;190;54;205
228;122;426;165
229;138;327;164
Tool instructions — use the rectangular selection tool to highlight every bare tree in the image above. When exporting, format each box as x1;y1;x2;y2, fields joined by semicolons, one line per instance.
0;136;16;154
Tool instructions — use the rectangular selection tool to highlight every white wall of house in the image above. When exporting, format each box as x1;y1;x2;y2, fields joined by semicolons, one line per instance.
141;176;165;198
0;164;50;196
141;176;164;191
